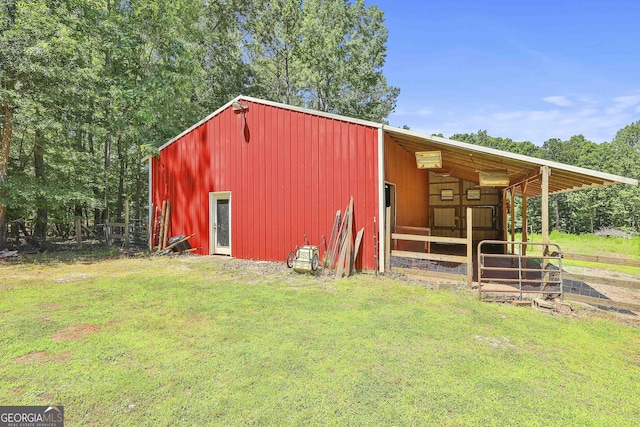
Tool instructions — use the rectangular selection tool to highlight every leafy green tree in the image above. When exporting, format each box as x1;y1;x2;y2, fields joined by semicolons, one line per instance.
196;0;252;112
296;0;398;121
245;0;399;122
245;0;303;105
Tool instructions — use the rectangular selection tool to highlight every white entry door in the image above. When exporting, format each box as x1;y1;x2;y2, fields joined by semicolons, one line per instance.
210;192;231;255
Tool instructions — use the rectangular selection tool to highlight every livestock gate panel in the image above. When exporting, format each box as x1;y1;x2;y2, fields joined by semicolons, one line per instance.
151;100;380;269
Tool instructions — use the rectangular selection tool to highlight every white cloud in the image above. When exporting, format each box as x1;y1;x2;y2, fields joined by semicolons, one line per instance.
605;94;640;114
415;108;433;117
542;96;572;107
388;92;640;145
393;107;433;117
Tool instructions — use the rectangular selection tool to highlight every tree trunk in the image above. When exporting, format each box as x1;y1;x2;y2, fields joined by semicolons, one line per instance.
116;136;124;219
33;128;48;241
103;31;111;224
0;101;14;248
135;153;142;221
554;198;560;232
103;135;110;224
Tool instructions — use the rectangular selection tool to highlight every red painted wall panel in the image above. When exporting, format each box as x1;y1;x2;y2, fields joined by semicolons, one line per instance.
151;100;380;269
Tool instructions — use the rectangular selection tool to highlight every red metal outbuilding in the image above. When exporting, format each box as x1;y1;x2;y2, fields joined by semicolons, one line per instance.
150;96;637;273
150;96;383;270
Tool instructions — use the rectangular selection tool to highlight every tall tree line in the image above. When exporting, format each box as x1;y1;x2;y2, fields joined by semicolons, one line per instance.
0;0;398;247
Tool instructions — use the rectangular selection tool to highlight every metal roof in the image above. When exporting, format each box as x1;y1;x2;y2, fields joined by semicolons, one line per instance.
383;125;638;197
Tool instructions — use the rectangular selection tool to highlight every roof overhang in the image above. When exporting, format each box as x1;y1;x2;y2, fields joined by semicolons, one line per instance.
383;126;638;197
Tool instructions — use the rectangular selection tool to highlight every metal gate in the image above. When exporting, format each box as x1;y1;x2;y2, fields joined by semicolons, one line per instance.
477;240;563;301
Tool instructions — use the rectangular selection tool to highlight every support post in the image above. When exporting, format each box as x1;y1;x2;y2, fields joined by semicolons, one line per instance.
541;166;550;246
510;188;515;254
502;189;508;253
541;166;551;286
521;181;528;256
148;203;155;252
466;206;473;287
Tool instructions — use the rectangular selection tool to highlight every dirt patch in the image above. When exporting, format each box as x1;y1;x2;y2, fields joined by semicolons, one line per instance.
39;392;55;402
14;351;48;363
52;324;100;341
570;303;640;326
475;335;515;349
222;258;291;276
14;351;71;363
51;273;92;283
38;302;63;310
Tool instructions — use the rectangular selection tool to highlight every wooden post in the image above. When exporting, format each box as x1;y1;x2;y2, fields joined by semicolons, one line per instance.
521;181;528;256
124;199;130;249
541;166;551;285
458;180;464;238
162;201;171;251
158;200;167;251
502;189;508;252
105;219;111;247
541;166;550;246
148;203;155;252
466;206;473;287
510;188;515;254
75;217;82;248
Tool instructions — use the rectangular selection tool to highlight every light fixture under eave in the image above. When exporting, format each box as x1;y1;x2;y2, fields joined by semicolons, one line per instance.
415;151;442;169
232;101;249;112
478;169;510;187
431;168;453;177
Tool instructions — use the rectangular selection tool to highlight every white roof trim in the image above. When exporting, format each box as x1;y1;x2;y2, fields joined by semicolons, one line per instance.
157;96;637;188
159;98;238;151
159;95;382;152
239;96;383;128
382;125;638;186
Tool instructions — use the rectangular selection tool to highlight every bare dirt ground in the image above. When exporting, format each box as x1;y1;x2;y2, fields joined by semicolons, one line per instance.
52;324;101;341
563;265;640;306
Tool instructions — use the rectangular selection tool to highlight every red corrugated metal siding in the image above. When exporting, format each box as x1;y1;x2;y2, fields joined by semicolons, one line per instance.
151;100;380;269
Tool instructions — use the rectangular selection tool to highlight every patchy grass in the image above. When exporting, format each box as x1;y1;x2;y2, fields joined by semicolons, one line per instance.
1;256;640;426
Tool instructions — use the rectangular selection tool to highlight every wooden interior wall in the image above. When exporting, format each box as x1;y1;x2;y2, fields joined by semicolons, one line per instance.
384;135;429;227
429;175;502;241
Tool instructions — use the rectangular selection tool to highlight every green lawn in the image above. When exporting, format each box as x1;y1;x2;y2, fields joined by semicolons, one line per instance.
520;231;640;258
1;256;639;426
518;231;640;279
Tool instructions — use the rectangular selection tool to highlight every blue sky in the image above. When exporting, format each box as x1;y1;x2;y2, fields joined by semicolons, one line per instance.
372;0;640;145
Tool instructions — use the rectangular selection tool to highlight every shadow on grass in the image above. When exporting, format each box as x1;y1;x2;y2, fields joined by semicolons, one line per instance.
6;239;150;265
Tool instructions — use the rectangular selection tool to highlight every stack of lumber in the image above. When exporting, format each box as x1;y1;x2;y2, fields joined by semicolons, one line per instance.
157;233;196;255
324;197;365;278
149;200;198;255
150;200;171;252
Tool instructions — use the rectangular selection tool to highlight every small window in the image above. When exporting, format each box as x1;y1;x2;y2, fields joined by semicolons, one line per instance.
467;189;481;200
440;189;454;201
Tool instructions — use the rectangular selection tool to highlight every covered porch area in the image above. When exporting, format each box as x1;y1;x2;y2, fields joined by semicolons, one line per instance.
379;126;638;292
